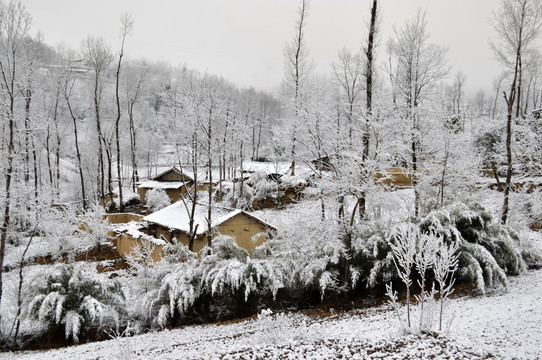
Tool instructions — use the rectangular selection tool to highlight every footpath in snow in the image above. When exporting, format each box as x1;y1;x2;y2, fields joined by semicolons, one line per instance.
3;269;542;359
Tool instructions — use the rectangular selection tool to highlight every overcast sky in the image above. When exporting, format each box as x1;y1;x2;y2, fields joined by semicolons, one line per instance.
23;0;501;95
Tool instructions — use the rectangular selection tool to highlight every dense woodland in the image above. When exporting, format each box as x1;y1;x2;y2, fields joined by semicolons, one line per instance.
0;0;542;350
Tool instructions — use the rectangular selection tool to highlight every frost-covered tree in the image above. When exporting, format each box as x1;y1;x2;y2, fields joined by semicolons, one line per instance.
282;0;313;176
80;36;113;201
433;236;459;332
387;10;449;217
114;13;134;212
490;0;542;224
78;206;111;249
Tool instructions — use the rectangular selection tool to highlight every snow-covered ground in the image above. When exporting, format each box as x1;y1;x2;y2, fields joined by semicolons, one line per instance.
5;268;541;359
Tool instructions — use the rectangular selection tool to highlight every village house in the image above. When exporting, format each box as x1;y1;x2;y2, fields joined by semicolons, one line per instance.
112;199;275;261
143;200;275;254
137;167;194;205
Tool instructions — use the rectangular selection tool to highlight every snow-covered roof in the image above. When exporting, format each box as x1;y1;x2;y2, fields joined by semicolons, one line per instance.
143;201;274;235
240;161;291;175
138;181;187;190
112;221;167;246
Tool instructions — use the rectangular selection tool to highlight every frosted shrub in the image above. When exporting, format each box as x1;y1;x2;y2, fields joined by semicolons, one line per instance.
419;202;534;292
199;236;285;313
350;221;394;289
146;235;285;328
25;264;125;343
388;223;418;328
146;260;200;329
145;188;171;211
268;216;343;300
386;224;459;335
40;205;79;254
78;205;110;249
254;308;288;345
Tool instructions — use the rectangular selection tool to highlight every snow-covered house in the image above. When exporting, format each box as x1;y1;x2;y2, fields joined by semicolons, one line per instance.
143;200;275;255
237;160;291;181
137;167;194;205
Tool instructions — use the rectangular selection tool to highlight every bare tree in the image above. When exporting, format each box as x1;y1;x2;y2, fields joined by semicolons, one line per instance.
491;72;506;119
114;14;133;212
124;61;147;191
490;0;542;224
387;10;449;218
332;48;362;150
81;36;113;201
283;0;312;176
62;49;88;210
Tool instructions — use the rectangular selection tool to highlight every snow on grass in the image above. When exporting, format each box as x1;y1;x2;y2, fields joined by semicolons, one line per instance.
5;268;542;359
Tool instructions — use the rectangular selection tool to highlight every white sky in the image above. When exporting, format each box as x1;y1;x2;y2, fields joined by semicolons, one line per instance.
23;0;501;95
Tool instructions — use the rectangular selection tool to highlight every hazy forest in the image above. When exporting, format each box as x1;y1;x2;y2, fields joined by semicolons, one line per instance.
0;0;542;358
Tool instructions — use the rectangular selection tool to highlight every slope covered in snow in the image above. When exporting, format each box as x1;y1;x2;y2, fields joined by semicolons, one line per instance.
6;269;541;359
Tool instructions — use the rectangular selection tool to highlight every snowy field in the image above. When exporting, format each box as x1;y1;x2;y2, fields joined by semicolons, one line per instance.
3;269;541;360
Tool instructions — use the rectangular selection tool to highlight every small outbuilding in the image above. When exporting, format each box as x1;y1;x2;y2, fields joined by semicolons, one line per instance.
137;167;194;205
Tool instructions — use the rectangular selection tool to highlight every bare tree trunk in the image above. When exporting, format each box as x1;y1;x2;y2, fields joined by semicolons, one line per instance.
54;120;61;196
207;108;213;247
288;0;309;177
360;0;378;221
502;51;519;224
115;15;132;212
66;96;87;210
94;74;105;201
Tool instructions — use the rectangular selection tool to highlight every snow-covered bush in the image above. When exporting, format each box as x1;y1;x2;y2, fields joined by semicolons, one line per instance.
24;264;125;343
145;188;171;211
146;235;285;328
247;171;278;202
265;215;344;301
419;202;535;292
198;235;285;315
350;220;394;289
35;204;80;254
78;205;111;249
144;260;200;328
224;181;255;210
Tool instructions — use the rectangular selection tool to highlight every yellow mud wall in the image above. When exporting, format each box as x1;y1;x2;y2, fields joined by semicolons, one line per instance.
373;168;413;187
104;213;144;224
115;234;163;262
165;189;182;203
137;188;147;205
216;214;268;254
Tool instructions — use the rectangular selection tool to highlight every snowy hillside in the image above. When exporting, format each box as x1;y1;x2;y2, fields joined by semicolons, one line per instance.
5;269;541;359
